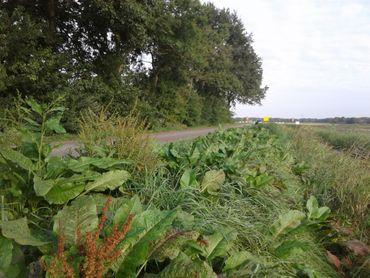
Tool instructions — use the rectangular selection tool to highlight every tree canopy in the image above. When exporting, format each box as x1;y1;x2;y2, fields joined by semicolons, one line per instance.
0;0;267;130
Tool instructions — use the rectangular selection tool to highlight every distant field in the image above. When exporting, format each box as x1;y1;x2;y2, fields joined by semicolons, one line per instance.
307;124;370;159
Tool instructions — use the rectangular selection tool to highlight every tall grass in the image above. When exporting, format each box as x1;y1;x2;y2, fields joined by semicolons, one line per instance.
316;129;370;159
284;126;370;243
78;108;159;174
129;128;338;277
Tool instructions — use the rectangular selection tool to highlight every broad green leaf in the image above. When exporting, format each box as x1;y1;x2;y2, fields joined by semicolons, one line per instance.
172;210;195;230
254;174;274;187
0;236;13;271
42;172;100;203
314;207;331;221
223;251;253;272
33;176;55;196
159;252;217;278
1;244;25;278
273;240;310;258
53;196;98;246
306;196;318;213
45;156;67;179
45;182;85;204
189;146;200;163
180;169;198;188
67;157;98;172
200;170;225;194
85;170;130;192
113;209;177;276
67;156;129;173
204;228;237;261
0;147;34;171
45;115;66;134
150;230;199;262
89;157;131;169
306;196;331;221
0;218;47;246
25;97;43;115
113;195;143;225
273;210;306;238
23;117;40;128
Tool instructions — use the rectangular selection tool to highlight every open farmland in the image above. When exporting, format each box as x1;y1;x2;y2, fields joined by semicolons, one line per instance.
0;100;369;277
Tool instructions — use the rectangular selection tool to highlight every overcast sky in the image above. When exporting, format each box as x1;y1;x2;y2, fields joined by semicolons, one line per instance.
204;0;370;118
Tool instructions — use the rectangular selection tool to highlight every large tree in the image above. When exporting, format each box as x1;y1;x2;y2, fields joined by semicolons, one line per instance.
0;0;267;128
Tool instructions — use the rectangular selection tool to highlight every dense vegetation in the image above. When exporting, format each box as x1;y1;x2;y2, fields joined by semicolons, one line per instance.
0;0;267;130
1;100;369;277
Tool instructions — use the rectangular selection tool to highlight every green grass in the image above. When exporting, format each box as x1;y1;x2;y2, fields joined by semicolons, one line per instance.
312;126;370;159
283;125;370;243
129;126;340;277
3;110;368;276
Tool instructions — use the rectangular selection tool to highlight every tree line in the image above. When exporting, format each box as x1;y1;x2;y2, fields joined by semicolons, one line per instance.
240;117;370;124
0;0;267;130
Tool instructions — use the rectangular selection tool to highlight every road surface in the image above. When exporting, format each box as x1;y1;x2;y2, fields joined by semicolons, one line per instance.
50;125;243;156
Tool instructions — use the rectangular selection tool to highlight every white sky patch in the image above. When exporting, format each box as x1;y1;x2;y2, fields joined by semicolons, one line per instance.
203;0;370;118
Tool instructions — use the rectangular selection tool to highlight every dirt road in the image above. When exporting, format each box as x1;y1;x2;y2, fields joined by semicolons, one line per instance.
50;125;244;156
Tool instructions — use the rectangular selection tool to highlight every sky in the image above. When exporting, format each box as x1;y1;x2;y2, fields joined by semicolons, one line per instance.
204;0;370;118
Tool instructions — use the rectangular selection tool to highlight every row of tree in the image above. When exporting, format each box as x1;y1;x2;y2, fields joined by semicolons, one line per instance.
240;117;370;124
0;0;267;130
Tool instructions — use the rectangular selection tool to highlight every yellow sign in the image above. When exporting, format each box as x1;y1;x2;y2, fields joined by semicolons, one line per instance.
263;116;269;122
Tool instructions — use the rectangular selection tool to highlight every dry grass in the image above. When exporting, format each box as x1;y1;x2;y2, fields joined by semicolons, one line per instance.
285;126;370;243
78;108;159;174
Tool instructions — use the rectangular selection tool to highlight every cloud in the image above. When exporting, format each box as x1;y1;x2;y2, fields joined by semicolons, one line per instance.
203;0;370;117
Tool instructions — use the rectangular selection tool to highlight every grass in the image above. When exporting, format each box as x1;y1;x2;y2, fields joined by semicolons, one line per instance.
3;106;368;276
129;126;339;277
78;108;160;175
315;128;370;159
283;125;370;243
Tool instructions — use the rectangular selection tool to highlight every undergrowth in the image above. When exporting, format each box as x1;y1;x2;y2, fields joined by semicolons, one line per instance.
1;99;368;277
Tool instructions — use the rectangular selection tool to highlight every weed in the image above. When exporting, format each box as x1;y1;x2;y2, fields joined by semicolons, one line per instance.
78;108;159;174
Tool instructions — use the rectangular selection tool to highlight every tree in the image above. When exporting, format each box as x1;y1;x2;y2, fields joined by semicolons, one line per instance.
0;0;267;129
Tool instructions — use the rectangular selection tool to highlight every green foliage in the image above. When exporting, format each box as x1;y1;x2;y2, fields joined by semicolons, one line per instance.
160;252;217;278
53;196;98;246
0;0;266;129
180;169;198;188
200;169;225;194
306;196;331;221
0;101;346;277
0;217;47;246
